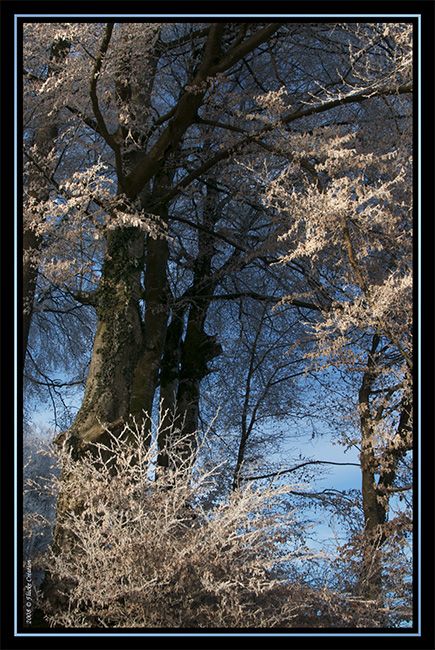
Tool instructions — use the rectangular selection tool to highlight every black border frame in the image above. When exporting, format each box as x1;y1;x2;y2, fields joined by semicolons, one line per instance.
1;2;434;648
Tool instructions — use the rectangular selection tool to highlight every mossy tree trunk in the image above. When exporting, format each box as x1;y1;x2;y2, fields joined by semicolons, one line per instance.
64;226;145;450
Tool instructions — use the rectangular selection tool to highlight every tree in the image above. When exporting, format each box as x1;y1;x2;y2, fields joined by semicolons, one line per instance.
23;33;70;363
264;22;413;600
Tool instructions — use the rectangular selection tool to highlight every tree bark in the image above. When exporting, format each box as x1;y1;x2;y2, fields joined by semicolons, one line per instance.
358;334;387;601
129;232;170;427
158;306;186;468
62;227;145;449
174;310;221;469
157;183;222;470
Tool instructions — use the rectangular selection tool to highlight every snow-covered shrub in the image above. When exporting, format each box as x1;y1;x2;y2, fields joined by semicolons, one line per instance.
30;417;389;628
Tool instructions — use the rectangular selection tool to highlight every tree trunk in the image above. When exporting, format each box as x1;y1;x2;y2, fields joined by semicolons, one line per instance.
360;440;387;601
48;225;145;594
62;226;145;449
129;233;169;427
158;184;222;471
174;313;220;467
356;337;412;605
358;333;387;601
158;307;185;468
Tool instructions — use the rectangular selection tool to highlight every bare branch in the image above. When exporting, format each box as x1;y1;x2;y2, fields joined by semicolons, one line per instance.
242;460;361;483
